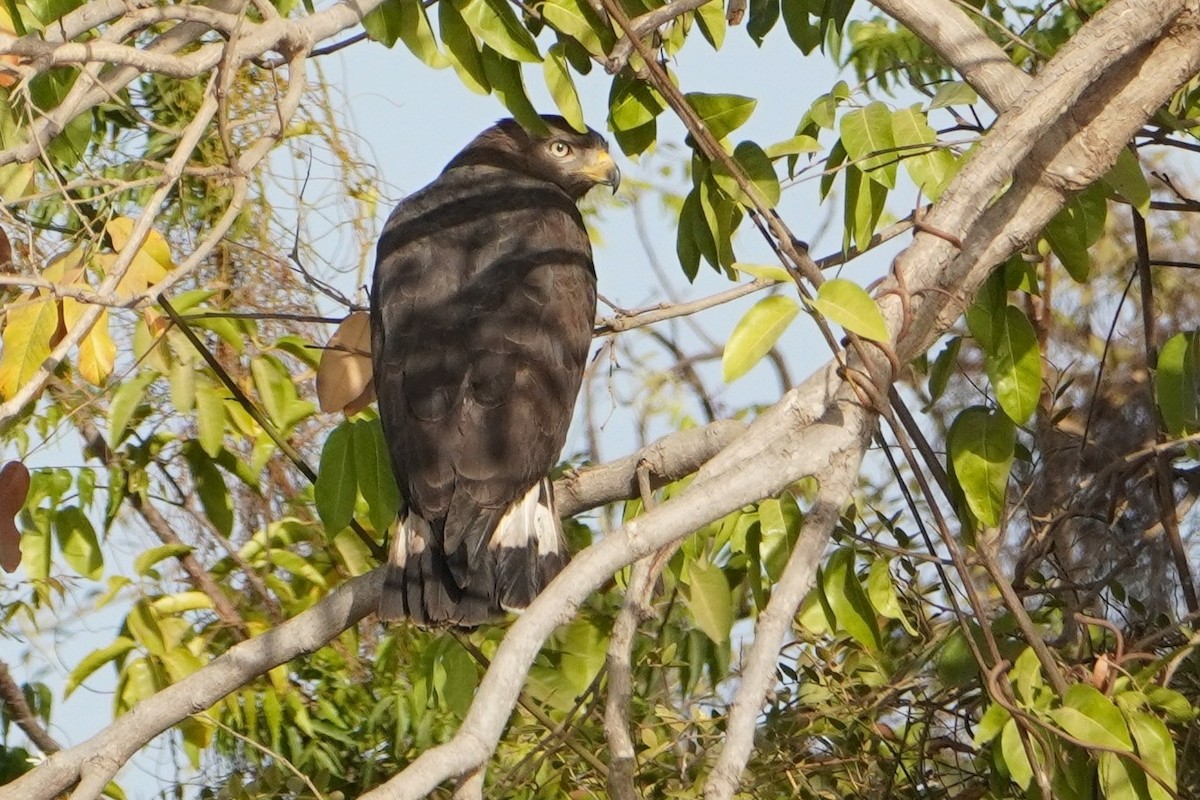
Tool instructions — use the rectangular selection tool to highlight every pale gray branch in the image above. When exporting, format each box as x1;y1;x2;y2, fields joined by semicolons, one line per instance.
0;571;383;800
702;444;864;799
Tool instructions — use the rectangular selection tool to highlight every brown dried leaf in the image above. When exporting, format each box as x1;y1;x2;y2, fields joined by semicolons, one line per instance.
316;311;375;415
0;460;30;572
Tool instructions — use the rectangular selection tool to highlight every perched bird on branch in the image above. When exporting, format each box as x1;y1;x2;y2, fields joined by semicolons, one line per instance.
371;116;620;627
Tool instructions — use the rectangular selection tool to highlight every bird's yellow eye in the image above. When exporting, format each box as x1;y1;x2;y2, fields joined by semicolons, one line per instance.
549;141;572;157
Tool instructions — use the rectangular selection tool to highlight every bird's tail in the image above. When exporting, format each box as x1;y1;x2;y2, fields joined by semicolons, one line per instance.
377;478;569;627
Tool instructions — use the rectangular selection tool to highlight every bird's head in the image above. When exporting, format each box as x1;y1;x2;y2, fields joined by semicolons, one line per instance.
449;116;621;200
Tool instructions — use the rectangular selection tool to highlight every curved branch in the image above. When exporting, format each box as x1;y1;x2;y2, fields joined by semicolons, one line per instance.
0;570;383;800
702;443;864;799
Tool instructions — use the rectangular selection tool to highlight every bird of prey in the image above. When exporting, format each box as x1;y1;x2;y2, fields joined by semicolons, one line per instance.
371;116;620;627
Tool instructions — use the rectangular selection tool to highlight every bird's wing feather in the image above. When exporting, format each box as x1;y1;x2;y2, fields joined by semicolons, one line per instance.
371;167;595;591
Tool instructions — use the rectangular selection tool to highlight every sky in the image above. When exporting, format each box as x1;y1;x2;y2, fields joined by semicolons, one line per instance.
0;6;919;797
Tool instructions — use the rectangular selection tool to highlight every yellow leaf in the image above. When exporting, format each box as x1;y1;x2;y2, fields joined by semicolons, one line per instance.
101;218;174;296
0;295;58;399
105;217;174;269
63;300;115;386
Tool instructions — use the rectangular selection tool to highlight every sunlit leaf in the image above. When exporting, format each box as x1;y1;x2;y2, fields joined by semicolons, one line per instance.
1156;331;1199;436
440;0;490;94
685;92;756;141
457;0;541;63
543;44;585;132
807;278;889;342
840;101;897;188
947;406;1014;526
0;294;57;400
134;543;194;577
1051;684;1134;752
683;556;733;645
722;295;800;382
54;505;102;579
984;305;1041;426
65;636;135;697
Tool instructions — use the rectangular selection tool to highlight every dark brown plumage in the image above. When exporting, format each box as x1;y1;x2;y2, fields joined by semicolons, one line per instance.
371;116;619;627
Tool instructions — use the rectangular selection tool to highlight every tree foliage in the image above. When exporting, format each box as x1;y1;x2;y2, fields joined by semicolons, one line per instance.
1;0;1200;798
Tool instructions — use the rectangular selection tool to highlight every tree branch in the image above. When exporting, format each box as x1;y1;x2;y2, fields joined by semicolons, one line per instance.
0;659;61;755
702;446;862;799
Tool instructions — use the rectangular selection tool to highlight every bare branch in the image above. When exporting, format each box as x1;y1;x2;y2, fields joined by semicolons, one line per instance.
702;447;862;800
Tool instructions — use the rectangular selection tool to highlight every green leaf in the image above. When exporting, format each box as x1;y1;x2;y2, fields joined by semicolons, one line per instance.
1156;331;1199;436
126;600;165;656
169;358;195;413
713;141;780;207
722;295;800;382
677;189;704;281
184;445;234;537
610;73;665;132
984;305;1041;426
19;516;49;581
683;556;733;645
746;0;779;44
540;0;609;55
843;163;887;252
1000;719;1033;790
543;44;584;131
1125;709;1175;800
866;558;916;634
1098;752;1149;800
364;0;447;67
440;0;490;94
108;371;157;447
781;0;821;53
150;591;214;615
352;417;401;535
766;134;820;159
928;336;961;402
65;636;136;697
134;543;194;577
1052;684;1134;752
734;262;790;283
685;92;756;141
947;406;1014;526
807;278;889;342
840;101;897;188
268;548;328;588
694;0;726;50
930;81;978;109
974;701;1010;746
481;47;544;132
315;423;357;534
1103;147;1151;216
194;379;225;458
457;0;541;62
822;547;881;652
54;505;102;580
891;104;956;201
1044;184;1107;282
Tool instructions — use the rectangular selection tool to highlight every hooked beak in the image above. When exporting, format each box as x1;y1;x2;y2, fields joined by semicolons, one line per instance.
582;150;621;193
